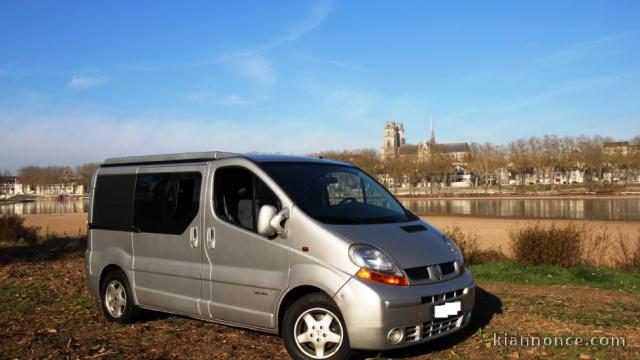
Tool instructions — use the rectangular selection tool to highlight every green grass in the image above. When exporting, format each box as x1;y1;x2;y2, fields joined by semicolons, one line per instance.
468;261;640;293
0;283;62;315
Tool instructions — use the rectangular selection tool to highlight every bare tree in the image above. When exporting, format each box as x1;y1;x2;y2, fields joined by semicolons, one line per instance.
75;163;100;190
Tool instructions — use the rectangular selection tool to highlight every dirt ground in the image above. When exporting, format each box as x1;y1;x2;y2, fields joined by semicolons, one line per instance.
0;239;638;359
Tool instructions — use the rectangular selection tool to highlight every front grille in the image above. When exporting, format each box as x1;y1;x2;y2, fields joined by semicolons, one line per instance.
421;288;464;304
404;314;464;343
405;261;457;281
423;315;462;338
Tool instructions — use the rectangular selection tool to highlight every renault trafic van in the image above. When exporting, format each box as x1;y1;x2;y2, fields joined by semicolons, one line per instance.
85;152;475;359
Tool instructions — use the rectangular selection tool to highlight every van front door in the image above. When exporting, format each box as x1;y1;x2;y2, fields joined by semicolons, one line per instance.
202;161;290;329
132;164;207;315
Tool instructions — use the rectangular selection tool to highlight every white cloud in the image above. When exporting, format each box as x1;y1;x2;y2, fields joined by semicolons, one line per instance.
328;88;374;118
220;94;250;105
296;53;367;72
67;75;106;90
533;34;629;67
185;91;250;105
0;113;363;171
491;73;630;114
231;56;275;86
215;0;333;86
224;0;334;60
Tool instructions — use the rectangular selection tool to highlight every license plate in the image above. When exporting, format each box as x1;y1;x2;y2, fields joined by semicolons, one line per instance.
433;301;461;319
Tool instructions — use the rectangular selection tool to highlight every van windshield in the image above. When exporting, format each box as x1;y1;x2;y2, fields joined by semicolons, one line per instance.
259;162;418;224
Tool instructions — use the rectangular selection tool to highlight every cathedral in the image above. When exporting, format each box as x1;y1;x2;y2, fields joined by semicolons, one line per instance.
381;119;470;162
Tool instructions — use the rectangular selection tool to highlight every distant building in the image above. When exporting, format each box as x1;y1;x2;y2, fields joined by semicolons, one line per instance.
0;176;83;197
604;141;639;156
381;118;471;162
0;176;18;198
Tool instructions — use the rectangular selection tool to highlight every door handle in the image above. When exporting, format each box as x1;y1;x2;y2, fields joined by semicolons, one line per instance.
206;227;215;249
190;226;199;248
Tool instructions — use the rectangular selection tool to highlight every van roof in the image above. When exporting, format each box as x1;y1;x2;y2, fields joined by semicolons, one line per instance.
102;152;350;167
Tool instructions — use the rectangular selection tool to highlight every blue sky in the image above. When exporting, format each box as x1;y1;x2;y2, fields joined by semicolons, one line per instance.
1;0;639;171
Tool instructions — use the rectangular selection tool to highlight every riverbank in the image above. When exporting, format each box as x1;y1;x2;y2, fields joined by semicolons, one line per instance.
23;213;87;238
398;192;640;200
423;215;640;263
392;183;640;199
20;213;640;263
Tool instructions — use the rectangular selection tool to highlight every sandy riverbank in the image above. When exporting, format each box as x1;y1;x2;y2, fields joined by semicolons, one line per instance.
422;215;640;258
21;212;640;258
23;213;88;237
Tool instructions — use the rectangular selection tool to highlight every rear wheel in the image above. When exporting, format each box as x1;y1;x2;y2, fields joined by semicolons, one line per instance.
100;269;140;323
283;293;352;360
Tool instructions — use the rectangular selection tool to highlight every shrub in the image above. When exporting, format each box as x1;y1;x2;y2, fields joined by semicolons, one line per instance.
509;222;584;267
581;225;611;267
444;225;481;264
0;214;39;245
611;231;640;271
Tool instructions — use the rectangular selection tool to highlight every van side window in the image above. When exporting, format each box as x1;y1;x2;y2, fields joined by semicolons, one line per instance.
134;172;202;234
93;174;136;229
214;167;281;233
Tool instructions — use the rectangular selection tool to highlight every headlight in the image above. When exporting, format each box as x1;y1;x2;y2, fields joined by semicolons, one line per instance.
443;235;464;266
349;244;408;286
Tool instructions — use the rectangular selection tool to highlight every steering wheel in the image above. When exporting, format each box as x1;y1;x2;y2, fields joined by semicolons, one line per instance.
338;197;358;205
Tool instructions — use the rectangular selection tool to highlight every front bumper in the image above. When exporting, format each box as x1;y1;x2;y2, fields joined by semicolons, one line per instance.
333;270;475;350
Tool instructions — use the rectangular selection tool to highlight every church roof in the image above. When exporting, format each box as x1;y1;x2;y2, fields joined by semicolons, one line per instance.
398;144;421;155
435;142;470;153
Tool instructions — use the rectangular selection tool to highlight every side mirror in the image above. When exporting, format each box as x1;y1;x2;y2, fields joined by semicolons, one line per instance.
257;205;278;237
257;205;290;237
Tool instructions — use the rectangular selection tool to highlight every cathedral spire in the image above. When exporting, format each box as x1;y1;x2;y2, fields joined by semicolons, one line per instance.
429;115;435;144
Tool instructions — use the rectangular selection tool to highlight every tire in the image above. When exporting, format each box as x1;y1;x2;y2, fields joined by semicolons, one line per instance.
100;269;140;323
282;292;352;360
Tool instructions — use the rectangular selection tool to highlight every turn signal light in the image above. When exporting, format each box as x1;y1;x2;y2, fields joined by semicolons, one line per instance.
356;268;409;286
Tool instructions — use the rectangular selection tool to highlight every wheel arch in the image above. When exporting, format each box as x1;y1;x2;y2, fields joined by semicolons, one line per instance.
276;285;328;335
98;263;139;305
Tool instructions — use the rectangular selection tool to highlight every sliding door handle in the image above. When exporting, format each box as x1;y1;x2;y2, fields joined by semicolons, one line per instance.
189;226;199;248
206;227;216;249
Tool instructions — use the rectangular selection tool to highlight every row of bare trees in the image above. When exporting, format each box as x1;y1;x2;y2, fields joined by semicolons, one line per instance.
10;163;100;190
467;135;640;186
313;134;640;188
3;133;639;193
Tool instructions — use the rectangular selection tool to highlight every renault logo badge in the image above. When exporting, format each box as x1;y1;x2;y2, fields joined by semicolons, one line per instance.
428;265;443;281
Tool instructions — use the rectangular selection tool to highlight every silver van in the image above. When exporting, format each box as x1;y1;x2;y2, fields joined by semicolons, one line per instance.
85;152;475;359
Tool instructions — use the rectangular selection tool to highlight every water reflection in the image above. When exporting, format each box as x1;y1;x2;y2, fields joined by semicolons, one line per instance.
0;198;89;215
1;197;639;221
401;198;640;221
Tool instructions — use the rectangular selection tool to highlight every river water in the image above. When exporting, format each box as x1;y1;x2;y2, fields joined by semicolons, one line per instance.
1;197;639;221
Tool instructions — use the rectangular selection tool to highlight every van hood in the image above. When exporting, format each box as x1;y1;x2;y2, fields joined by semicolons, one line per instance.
324;220;455;269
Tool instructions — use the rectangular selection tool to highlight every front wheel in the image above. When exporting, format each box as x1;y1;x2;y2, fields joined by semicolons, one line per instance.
282;293;352;360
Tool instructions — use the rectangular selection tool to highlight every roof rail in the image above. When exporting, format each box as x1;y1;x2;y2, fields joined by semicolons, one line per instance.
102;151;240;167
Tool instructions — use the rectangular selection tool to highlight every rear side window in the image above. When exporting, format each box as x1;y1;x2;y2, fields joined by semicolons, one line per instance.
134;172;202;234
214;167;281;233
93;174;136;229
